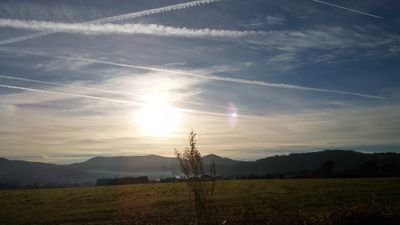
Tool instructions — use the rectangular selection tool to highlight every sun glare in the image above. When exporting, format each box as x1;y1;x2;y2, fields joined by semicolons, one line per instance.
135;96;181;137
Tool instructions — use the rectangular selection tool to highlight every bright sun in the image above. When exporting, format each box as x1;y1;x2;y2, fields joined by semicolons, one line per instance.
135;96;181;137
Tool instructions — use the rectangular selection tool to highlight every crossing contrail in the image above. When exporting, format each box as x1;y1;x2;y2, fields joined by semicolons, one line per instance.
52;56;385;100
310;0;383;19
0;0;222;45
0;48;386;100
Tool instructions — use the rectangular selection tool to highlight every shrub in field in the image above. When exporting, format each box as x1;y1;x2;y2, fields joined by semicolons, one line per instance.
175;131;217;225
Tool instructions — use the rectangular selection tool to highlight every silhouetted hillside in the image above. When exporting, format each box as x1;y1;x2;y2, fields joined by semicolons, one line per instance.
234;150;369;175
1;150;400;187
71;154;176;172
202;154;239;165
231;150;400;178
0;158;90;186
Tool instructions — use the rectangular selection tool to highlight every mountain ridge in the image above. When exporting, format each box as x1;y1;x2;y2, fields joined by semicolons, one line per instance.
1;150;399;186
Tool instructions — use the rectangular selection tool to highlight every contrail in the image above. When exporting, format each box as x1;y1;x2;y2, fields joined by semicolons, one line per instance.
0;74;138;97
0;31;54;46
0;19;263;39
0;73;210;108
0;0;222;45
310;0;383;19
0;83;230;117
0;48;385;100
57;56;385;100
83;0;221;24
0;83;140;105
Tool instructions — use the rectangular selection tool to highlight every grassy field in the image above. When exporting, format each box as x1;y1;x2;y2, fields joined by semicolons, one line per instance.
0;178;400;225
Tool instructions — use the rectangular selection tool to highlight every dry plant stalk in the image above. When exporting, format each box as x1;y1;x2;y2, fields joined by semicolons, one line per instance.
175;131;217;225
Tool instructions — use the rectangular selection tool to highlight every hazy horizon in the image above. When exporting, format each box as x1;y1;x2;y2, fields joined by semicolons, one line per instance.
1;0;400;164
2;148;399;165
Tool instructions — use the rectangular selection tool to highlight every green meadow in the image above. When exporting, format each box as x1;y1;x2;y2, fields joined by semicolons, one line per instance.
1;178;399;225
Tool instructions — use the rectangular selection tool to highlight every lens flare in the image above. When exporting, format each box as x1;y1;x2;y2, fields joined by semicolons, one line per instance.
228;101;238;128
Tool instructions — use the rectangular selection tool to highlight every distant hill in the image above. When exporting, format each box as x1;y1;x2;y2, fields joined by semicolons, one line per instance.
202;154;239;165
234;150;372;175
1;150;400;187
231;150;400;177
0;158;90;186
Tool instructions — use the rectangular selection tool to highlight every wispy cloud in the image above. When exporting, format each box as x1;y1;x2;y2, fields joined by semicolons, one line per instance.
49;57;387;100
2;83;399;161
310;0;383;19
0;48;385;100
265;15;286;26
0;73;227;118
0;19;264;39
0;0;222;45
6;21;395;57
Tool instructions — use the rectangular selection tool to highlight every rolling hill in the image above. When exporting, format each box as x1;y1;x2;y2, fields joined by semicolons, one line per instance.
1;150;399;186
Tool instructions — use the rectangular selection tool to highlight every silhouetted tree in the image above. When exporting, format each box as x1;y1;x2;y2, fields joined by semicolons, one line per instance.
175;130;216;225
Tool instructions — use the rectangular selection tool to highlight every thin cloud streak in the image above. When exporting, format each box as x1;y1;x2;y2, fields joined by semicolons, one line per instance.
0;82;229;118
310;0;383;19
0;71;212;106
0;74;138;97
84;0;221;24
0;0;222;45
0;48;386;100
0;19;264;39
0;83;140;105
60;57;386;100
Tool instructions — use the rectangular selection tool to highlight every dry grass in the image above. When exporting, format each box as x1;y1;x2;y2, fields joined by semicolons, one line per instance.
0;178;400;224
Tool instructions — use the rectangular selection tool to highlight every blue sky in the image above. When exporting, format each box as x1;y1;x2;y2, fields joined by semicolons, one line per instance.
0;0;399;163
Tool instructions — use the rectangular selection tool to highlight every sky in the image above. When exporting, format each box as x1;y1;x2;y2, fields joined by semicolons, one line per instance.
0;0;400;164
